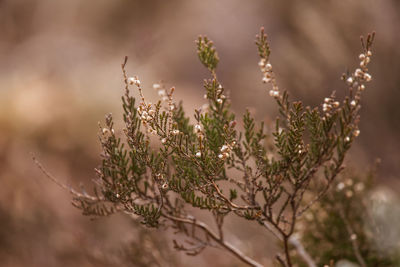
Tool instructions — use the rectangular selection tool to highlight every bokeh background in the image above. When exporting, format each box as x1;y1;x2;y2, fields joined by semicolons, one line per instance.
1;0;399;266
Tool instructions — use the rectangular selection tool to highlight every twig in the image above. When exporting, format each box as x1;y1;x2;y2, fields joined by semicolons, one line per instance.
339;209;367;267
32;153;102;201
163;213;264;267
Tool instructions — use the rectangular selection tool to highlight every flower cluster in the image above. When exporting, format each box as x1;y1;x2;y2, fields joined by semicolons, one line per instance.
344;46;373;97
258;58;279;97
322;96;340;113
336;178;365;198
218;141;236;160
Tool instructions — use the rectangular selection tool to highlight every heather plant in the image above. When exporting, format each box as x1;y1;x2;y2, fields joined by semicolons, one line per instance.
298;164;400;267
35;28;375;266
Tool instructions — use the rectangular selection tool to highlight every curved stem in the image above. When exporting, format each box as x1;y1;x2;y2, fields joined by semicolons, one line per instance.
163;213;264;267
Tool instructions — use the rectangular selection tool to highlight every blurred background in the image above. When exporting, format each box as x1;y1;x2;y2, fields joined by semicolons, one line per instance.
1;0;399;266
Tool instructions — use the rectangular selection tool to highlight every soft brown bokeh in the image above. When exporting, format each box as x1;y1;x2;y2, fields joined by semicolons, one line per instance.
1;1;399;266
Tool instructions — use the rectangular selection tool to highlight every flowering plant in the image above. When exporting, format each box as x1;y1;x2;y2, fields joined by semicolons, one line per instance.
36;28;375;266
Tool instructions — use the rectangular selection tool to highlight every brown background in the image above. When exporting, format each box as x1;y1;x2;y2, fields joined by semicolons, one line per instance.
1;0;399;266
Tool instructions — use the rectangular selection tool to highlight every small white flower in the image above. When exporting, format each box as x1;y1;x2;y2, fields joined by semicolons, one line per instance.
158;89;166;97
162;182;168;189
355;68;363;77
148;109;155;116
262;77;271;83
323;103;330;112
265;63;272;71
359;84;365;91
195;124;202;133
367;51;372;57
324;97;331;103
172;129;180;135
128;77;140;86
364;73;372;82
203;94;208;99
346;77;353;85
345;136;351;142
258;59;266;67
337;182;345;191
269;90;275;97
161;138;167;144
333;101;340;108
272;91;279;97
359;53;365;60
217;98;223;104
355;182;365;192
195;152;202;158
354;129;360;137
218;154;224;159
350;234;357;240
350;100;356;107
220;145;229;152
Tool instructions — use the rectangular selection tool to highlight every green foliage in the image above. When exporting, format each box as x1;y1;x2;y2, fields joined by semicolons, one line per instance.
298;168;400;266
65;28;375;267
196;36;219;72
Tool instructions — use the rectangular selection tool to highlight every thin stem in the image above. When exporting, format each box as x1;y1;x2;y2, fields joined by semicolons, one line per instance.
163;213;264;267
339;209;367;267
283;236;293;267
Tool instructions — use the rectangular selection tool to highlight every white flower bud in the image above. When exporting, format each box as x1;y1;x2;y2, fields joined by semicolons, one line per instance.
269;90;275;97
262;77;271;83
162;182;168;189
355;182;365;192
346;77;353;85
221;145;229;152
128;77;140;86
354;68;363;77
337;182;345;191
217;98;223;104
350;100;356;107
158;89;166;97
195;124;202;132
364;73;372;82
195;152;202;158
